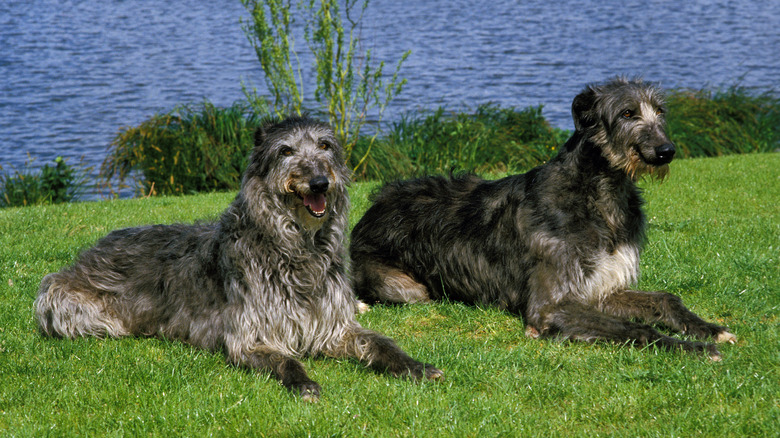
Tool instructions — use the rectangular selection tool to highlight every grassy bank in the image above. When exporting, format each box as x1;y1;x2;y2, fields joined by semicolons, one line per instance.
1;153;777;436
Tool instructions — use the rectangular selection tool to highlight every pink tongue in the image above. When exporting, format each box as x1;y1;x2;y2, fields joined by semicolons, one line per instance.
303;193;326;213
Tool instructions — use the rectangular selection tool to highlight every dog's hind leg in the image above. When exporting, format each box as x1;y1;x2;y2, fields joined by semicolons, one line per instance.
330;325;443;381
352;260;431;304
227;345;321;402
34;273;129;338
536;301;724;360
597;290;736;344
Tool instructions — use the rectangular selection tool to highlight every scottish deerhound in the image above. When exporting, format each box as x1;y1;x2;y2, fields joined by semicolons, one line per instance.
35;116;442;401
350;78;736;360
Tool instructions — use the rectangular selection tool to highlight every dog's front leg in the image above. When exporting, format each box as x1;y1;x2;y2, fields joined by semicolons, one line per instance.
598;290;737;343
227;345;320;402
527;298;726;360
330;325;443;381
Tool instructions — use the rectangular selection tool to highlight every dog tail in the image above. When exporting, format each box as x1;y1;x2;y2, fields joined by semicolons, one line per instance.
34;273;128;339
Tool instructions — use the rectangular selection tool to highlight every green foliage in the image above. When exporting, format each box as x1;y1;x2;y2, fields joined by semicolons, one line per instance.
100;101;262;196
303;0;410;165
82;84;780;198
348;86;780;182
1;154;777;436
350;104;570;181
240;0;409;164
666;86;780;157
0;156;90;207
240;0;299;116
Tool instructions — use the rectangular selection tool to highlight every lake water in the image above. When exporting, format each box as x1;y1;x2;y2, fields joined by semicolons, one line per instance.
1;0;778;190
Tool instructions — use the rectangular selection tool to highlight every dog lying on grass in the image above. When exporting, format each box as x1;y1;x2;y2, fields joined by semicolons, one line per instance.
350;77;736;360
35;116;442;401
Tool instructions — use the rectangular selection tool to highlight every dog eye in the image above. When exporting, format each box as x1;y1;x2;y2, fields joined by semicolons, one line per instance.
318;141;330;151
279;146;294;157
655;108;665;116
621;110;635;119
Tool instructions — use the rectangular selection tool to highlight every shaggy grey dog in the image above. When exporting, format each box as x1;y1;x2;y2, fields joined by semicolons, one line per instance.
35;116;442;401
350;78;736;360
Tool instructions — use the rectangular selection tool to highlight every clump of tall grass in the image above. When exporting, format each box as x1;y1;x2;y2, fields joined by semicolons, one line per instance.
350;104;569;181
96;86;779;196
101;101;262;196
0;156;90;208
665;86;780;157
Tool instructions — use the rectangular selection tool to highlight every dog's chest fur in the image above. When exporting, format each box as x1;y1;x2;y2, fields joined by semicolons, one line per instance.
228;224;354;358
578;243;640;303
578;183;644;303
525;161;645;304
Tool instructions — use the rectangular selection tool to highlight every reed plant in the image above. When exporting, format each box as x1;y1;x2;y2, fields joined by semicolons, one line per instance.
350;104;569;181
665;86;780;157
101;101;261;196
97;85;779;196
240;0;409;164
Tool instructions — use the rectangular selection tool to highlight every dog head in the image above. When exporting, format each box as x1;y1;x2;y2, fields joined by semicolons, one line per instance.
572;77;675;180
242;116;350;231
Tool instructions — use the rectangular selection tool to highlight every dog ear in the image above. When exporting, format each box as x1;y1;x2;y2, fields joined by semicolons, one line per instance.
254;117;280;148
572;86;599;131
254;126;266;148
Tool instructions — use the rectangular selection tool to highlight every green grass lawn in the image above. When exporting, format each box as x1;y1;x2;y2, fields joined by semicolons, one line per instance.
1;153;777;437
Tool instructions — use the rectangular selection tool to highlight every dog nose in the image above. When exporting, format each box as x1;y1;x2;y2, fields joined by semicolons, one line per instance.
655;143;676;162
309;176;329;194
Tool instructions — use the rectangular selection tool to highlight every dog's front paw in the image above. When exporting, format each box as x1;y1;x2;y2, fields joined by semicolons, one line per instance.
703;343;723;362
391;361;443;381
715;330;737;344
423;364;444;380
291;380;321;403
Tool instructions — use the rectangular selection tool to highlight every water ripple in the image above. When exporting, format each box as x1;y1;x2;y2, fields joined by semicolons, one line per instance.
1;0;778;185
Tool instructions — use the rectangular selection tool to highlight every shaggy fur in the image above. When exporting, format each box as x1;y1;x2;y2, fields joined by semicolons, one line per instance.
350;78;737;360
35;116;442;401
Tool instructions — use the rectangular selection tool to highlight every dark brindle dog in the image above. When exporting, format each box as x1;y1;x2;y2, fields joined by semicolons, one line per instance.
35;116;441;401
350;78;736;360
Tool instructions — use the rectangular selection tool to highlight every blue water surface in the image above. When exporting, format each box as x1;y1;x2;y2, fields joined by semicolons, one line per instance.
1;0;778;186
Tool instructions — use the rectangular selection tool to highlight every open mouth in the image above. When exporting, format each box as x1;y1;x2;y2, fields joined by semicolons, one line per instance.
299;192;327;218
285;177;330;219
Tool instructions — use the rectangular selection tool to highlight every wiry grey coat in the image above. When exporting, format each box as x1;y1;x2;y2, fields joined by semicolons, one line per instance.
35;116;441;401
350;78;736;360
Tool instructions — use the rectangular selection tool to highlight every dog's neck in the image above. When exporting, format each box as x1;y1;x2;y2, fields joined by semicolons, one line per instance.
557;133;636;184
552;133;646;245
